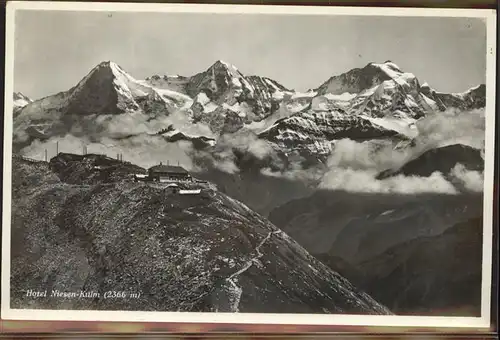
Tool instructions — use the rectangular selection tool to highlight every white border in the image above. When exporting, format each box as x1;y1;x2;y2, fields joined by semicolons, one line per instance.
1;1;496;329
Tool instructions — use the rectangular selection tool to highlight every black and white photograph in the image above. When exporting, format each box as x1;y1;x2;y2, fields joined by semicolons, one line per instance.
1;2;496;327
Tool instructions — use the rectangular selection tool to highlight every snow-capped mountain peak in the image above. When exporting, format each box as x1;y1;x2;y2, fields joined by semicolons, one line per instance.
311;61;425;121
63;60;153;114
370;62;417;86
258;60;484;158
13;92;32;107
200;59;244;81
14;91;31;101
184;60;292;128
213;59;240;72
314;61;398;97
13;92;33;115
371;61;403;74
418;82;485;111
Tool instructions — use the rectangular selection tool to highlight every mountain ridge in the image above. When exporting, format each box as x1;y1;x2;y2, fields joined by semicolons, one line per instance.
13;59;486;165
18;59;485;108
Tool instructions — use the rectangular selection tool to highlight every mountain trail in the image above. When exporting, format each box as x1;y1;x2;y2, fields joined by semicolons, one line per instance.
224;230;281;312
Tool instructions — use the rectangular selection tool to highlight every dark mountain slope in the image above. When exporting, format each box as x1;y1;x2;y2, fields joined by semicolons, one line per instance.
377;144;484;180
10;155;390;314
356;217;483;316
269;190;483;264
269;189;483;316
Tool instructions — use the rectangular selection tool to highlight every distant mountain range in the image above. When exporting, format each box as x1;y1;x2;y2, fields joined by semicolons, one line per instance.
13;60;485;161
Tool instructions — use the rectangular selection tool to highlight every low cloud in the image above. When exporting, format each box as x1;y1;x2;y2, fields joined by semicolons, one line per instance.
327;139;411;172
190;129;280;174
319;168;458;194
449;163;484;192
167;110;216;139
16;105;486;195
317;138;459;194
260;165;324;184
93;112;151;138
216;130;276;160
413;108;485;151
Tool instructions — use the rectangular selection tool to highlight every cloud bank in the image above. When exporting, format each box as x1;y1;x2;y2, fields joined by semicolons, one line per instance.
317;108;486;194
18;106;486;195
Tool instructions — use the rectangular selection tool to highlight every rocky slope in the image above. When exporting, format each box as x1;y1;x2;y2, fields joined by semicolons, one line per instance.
258;108;404;161
10;154;390;314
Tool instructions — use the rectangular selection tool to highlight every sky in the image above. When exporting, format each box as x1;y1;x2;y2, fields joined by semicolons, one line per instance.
13;9;487;99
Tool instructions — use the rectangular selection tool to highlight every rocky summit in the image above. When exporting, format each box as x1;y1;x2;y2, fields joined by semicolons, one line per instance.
10;154;391;314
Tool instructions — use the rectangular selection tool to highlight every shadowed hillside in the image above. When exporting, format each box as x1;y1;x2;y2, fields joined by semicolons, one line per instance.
269;189;483;316
356;217;483;316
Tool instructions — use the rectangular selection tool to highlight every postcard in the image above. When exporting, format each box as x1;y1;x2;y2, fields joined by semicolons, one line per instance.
1;1;496;329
